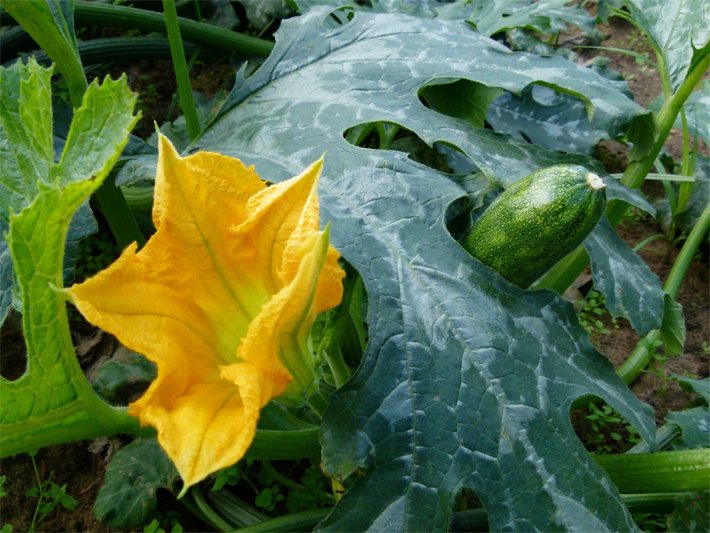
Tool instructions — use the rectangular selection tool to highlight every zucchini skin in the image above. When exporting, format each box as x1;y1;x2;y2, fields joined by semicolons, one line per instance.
462;165;607;288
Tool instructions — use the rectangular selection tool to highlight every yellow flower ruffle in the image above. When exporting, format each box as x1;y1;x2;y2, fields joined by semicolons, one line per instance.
68;135;344;488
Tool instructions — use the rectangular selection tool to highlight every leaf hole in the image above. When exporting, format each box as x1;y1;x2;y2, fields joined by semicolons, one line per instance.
570;399;643;454
323;7;357;29
342;121;453;174
451;487;489;531
1;310;28;381
417;78;504;130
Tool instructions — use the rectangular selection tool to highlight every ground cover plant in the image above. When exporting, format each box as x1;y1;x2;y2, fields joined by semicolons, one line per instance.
0;0;708;531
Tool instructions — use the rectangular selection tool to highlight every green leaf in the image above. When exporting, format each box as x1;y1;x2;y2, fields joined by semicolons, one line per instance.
58;75;141;186
2;0;87;106
199;9;655;531
0;227;12;325
294;0;442;18
436;0;597;37
0;62;100;323
583;217;665;336
665;377;707;450
667;491;710;532
89;347;156;405
487;85;610;155
93;438;178;529
681;81;710;144
674;375;710;404
0;58;53;215
649;80;709;145
623;0;710;90
666;407;709;449
0;67;140;457
660;294;685;357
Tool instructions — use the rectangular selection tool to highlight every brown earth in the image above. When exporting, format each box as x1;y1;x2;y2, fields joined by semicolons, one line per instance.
1;13;708;533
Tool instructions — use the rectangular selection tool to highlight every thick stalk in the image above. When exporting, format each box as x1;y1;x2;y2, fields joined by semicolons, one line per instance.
162;0;200;140
238;509;330;533
93;179;146;248
627;423;681;454
190;486;234;532
70;1;274;57
594;449;710;494
247;428;321;460
617;203;709;383
535;48;710;294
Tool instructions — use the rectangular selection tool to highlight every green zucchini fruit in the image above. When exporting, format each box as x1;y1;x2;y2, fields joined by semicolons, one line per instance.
462;164;607;288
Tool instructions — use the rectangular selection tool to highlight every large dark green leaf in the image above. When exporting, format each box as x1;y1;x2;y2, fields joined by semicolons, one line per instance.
583;218;665;336
436;0;596;37
487;85;609;155
624;0;709;90
197;9;655;531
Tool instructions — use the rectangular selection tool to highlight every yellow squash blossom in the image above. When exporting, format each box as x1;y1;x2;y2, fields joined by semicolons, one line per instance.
68;135;344;489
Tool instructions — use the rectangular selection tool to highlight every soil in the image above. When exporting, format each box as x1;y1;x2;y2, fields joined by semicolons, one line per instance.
1;12;708;533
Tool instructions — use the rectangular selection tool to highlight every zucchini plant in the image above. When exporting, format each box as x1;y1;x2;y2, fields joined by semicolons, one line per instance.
0;0;707;531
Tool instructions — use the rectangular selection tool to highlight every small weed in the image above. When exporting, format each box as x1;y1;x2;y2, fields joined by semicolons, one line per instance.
74;232;122;282
211;465;241;492
577;290;618;335
26;455;77;532
584;403;640;453
143;516;183;533
619;206;649;227
0;475;11;533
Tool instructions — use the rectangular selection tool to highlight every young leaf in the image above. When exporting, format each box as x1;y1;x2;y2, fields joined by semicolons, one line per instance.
0;67;140;457
93;438;179;529
2;0;86;106
197;9;656;531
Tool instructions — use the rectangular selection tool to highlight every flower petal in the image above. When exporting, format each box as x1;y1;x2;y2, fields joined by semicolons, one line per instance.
239;229;343;397
130;363;267;488
68;135;345;488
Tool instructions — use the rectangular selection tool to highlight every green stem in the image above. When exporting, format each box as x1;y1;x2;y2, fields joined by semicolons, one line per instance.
207;490;267;528
71;1;274;57
93;179;146;248
617;203;709;384
594;449;710;494
627;423;682;454
261;461;307;492
322;267;359;388
29;454;43;531
190;485;234;532
237;508;330;533
247;428;321;461
535;47;710;294
376;122;399;150
162;0;200;140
